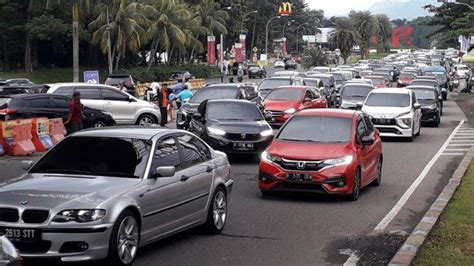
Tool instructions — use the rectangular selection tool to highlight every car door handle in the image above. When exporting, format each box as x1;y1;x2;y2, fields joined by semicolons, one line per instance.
180;175;190;182
206;166;214;173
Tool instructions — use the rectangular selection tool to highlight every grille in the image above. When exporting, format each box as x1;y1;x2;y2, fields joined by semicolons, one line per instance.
275;160;324;171
226;133;261;141
0;208;19;222
14;241;51;254
268;110;283;118
372;118;396;125
377;127;400;134
22;209;49;224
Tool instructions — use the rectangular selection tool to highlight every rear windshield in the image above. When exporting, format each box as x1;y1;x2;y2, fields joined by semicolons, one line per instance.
207;102;263;121
368;77;384;85
342;86;372;99
412;89;436;101
31;137;151;178
258;79;292;91
266;88;304;101
190;87;238;103
411;80;437;87
365;93;410;107
278;116;352;143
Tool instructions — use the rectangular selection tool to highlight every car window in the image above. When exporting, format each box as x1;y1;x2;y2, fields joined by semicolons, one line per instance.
102;88;129;101
75;87;102;100
177;134;210;166
356;118;366;138
51;97;69;109
53;86;75;97
245;87;257;99
26;97;54;108
363;115;374;134
151;137;181;171
411;92;417;106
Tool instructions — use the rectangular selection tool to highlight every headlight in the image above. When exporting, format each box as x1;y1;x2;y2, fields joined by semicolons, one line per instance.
261;151;282;163
284;108;296;114
428;104;437;110
53;209;106;223
323;155;353;166
260;129;273;137
207;127;226;136
397;117;412;128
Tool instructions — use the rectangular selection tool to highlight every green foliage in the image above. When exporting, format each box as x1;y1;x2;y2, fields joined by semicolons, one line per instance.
301;48;328;70
129;65;219;82
26;14;68;40
330;17;359;63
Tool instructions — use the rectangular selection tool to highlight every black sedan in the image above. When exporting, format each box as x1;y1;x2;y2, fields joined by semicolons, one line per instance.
247;64;266;79
284;59;297;70
0;94;115;128
406;85;442;127
189;99;273;155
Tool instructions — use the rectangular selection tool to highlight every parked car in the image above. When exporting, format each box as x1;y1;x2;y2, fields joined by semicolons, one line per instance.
189;100;273;154
362;88;421;141
247;65;266;79
284;59;297;70
264;86;328;127
177;83;263;129
336;84;374;109
274;60;285;68
0;127;233;265
257;77;305;98
0;94;116;128
104;74;136;96
169;71;195;82
406;85;442;127
5;78;35;86
454;64;471;79
0;86;30;95
258;109;383;201
44;83;161;126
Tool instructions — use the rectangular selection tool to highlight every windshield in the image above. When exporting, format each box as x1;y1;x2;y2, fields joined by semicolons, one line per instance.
30;137;151;178
365;93;410;107
258;79;292;91
458;66;469;71
304;79;319;87
332;74;343;84
315;77;330;85
266;88;304;101
412;89;436;101
342;86;372;99
190;87;238;103
207;102;263;121
278;116;352;143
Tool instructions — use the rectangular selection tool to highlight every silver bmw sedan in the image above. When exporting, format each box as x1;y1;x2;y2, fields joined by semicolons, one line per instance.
0;127;233;265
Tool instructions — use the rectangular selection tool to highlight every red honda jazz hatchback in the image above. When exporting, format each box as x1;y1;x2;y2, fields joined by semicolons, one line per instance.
264;86;328;127
258;109;383;201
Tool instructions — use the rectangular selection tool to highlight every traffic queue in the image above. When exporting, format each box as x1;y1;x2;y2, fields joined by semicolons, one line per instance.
0;49;471;265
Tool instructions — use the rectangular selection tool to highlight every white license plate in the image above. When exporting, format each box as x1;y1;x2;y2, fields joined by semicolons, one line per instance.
233;143;254;151
1;227;40;242
287;173;312;181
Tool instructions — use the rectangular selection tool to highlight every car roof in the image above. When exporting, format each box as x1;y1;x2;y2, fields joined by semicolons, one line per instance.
72;127;188;140
208;99;252;105
310;73;333;78
47;82;109;87
370;88;410;94
297;109;358;118
406;85;436;90
342;83;373;88
274;85;307;90
0;93;63;99
366;75;385;79
205;83;242;89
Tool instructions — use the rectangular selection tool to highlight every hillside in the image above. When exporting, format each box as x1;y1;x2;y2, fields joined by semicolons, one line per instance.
369;0;436;20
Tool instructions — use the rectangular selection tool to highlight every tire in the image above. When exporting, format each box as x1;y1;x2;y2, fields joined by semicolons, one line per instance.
408;125;415;142
371;158;383;187
203;186;227;235
415;122;421;137
92;120;107;128
107;210;140;266
136;114;157;126
348;168;361;201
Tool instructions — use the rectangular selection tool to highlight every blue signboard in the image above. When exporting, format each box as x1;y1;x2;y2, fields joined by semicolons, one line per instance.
83;70;100;84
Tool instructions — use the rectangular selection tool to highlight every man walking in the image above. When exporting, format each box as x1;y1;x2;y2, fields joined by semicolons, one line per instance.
158;84;169;126
65;91;84;134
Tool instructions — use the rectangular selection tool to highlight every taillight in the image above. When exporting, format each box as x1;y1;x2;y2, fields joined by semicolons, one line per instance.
0;108;17;115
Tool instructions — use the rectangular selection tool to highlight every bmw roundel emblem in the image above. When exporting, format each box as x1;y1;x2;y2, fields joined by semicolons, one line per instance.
20;200;29;205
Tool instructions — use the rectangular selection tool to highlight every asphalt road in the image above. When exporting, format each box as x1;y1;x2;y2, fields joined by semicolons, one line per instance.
0;68;472;265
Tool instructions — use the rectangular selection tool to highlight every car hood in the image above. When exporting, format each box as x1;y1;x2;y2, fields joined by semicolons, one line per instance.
268;140;352;160
361;106;412;119
208;119;270;134
0;174;142;209
264;100;300;111
181;102;200;114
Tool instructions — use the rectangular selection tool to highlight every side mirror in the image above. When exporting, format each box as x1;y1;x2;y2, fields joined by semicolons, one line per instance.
414;103;421;110
152;166;176;178
21;160;34;171
356;102;363;110
361;135;374;146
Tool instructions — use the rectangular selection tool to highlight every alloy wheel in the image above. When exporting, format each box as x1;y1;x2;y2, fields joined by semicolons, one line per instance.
139;117;154;126
212;190;227;230
117;216;139;265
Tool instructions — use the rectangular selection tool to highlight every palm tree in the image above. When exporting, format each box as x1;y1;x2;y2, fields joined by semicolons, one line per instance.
195;0;229;36
301;47;328;70
89;0;147;71
374;14;392;52
349;10;375;59
330;18;359;64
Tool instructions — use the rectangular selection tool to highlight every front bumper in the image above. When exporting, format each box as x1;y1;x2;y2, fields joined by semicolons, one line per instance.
421;108;439;123
207;135;273;154
0;223;113;262
374;124;412;138
258;160;356;195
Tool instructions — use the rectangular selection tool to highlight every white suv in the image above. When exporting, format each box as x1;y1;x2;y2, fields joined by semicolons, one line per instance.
45;83;161;125
362;88;421;142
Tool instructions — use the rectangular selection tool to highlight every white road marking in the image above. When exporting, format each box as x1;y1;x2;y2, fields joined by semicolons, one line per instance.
441;153;466;156
373;120;465;231
449;140;474;143
343;252;360;266
447;144;474;147
444;149;470;151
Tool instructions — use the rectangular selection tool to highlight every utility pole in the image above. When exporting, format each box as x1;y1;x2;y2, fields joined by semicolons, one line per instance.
265;16;281;56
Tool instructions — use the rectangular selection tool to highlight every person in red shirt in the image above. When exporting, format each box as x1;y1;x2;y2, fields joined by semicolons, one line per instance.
65;92;85;134
158;84;169;126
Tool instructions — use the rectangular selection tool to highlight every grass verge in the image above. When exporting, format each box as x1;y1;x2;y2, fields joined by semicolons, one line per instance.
0;67;107;84
414;161;474;265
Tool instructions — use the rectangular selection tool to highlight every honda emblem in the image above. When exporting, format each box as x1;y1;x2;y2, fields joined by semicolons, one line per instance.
296;162;306;170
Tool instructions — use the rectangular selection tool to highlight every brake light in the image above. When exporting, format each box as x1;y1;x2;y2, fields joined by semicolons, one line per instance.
0;108;17;115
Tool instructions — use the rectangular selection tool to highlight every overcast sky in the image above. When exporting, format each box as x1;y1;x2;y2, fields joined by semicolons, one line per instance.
307;0;381;17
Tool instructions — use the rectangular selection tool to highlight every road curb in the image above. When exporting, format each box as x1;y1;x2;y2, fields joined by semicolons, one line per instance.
389;146;474;265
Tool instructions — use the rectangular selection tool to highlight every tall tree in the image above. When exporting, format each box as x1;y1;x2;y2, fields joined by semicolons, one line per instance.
349;10;375;59
374;14;392;52
330;17;359;64
301;47;328;70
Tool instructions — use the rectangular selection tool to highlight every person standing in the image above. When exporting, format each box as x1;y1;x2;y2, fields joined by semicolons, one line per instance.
65;92;85;134
158;84;169;126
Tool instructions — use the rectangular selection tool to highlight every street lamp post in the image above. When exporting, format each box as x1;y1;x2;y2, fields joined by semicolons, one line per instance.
265;16;281;56
296;23;308;55
240;10;258;33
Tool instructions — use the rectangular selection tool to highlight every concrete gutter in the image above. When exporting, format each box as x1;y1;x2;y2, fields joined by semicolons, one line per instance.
389;146;474;265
